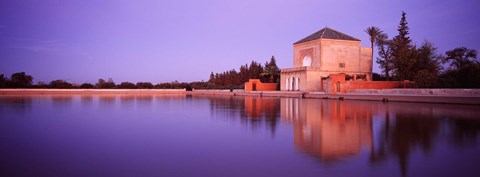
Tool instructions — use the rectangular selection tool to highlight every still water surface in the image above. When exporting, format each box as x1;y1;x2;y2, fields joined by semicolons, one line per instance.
1;94;480;177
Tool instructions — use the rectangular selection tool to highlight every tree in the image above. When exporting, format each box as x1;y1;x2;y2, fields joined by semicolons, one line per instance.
391;11;414;80
375;32;394;80
0;74;7;88
80;83;95;88
118;82;137;89
440;48;480;88
96;78;115;88
49;80;73;88
444;47;478;69
260;56;280;83
35;81;48;88
372;73;386;81
10;72;32;88
209;72;215;83
136;82;154;89
10;72;33;88
411;41;442;88
365;27;382;80
248;60;264;80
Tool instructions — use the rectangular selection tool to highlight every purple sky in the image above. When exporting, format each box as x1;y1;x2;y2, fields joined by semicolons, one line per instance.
1;0;479;84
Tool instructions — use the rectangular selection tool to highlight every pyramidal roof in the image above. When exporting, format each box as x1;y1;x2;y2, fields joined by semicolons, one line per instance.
294;27;360;44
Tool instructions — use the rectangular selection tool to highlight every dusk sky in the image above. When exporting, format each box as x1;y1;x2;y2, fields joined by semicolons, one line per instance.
1;0;479;84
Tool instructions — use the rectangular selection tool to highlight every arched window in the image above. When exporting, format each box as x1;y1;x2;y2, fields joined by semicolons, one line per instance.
302;55;312;67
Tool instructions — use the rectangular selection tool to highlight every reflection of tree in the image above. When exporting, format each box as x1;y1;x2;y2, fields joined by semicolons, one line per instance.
51;96;74;107
244;97;280;135
448;119;480;147
80;95;93;103
135;95;153;105
207;96;280;135
371;104;480;177
372;110;440;177
394;113;438;176
0;96;33;113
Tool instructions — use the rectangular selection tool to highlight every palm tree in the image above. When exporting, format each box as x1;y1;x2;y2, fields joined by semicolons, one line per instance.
365;26;382;54
260;65;280;83
365;26;382;79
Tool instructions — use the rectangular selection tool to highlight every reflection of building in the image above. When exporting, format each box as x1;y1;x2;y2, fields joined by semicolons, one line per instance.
281;98;372;160
281;27;373;91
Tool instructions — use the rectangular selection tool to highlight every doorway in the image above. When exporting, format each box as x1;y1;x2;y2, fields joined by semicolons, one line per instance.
336;81;341;93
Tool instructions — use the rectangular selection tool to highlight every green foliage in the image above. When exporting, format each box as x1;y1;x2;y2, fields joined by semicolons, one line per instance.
372;73;386;81
155;81;192;90
35;81;48;88
49;80;73;88
365;26;382;50
373;12;442;87
118;82;137;89
444;47;478;69
80;83;95;88
208;56;279;89
260;56;280;83
411;41;442;88
96;78;116;88
391;11;415;80
375;32;394;80
136;82;154;89
439;48;480;88
0;74;7;88
10;72;33;88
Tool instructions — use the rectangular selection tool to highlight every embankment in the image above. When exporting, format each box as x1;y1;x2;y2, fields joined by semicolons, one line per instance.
1;88;479;105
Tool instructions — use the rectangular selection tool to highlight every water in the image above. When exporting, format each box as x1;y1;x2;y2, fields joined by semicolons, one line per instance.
1;94;479;177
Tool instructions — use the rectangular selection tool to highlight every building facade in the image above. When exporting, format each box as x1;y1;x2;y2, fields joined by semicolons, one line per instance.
281;27;373;91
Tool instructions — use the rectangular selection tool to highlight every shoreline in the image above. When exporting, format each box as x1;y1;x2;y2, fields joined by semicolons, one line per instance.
0;88;187;95
1;89;480;105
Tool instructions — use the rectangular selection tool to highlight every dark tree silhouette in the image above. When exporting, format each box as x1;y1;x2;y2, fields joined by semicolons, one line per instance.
10;72;33;88
261;56;280;83
391;11;414;80
411;41;442;88
96;78;115;88
375;32;393;80
118;82;137;89
136;82;154;89
444;47;478;69
49;80;73;88
0;74;7;88
80;83;95;88
365;26;382;80
440;48;480;88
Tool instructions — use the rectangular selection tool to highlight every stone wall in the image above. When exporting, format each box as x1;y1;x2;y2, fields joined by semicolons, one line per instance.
347;88;480;96
324;73;413;93
343;81;407;90
320;39;362;72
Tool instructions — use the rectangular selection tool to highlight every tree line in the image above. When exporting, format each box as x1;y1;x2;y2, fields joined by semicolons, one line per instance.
366;11;479;88
0;56;280;90
208;56;280;89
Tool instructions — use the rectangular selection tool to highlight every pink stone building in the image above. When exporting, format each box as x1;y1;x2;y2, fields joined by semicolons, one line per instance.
281;27;373;91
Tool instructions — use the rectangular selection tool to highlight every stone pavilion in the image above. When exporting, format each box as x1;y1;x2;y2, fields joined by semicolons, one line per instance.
280;27;373;91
